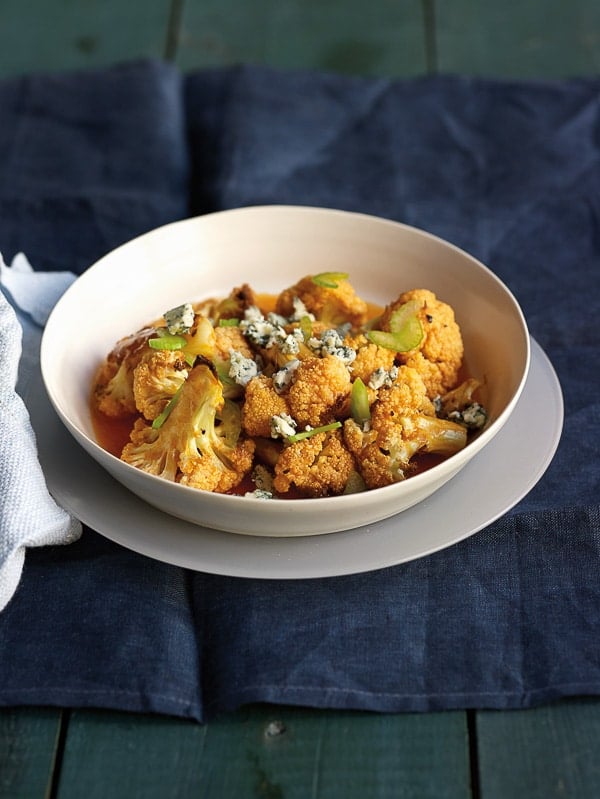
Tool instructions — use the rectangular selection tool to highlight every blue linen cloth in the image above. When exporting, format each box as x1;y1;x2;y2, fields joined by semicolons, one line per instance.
0;60;598;721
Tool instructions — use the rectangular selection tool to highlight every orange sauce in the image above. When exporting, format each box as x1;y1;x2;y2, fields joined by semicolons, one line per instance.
91;404;138;457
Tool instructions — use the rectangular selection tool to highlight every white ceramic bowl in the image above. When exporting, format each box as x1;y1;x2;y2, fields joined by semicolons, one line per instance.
41;206;530;536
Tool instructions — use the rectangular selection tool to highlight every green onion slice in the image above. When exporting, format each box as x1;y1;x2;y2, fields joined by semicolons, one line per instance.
218;318;240;327
151;385;183;429
312;272;349;288
286;420;342;443
366;300;423;352
350;378;371;425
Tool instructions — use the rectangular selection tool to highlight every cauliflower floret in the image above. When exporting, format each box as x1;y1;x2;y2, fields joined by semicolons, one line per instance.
380;289;463;398
273;431;356;497
132;349;189;421
343;366;467;488
307;328;356;367
121;361;254;493
436;378;488;431
242;375;291;438
345;333;396;384
287;355;351;428
214;324;254;362
213;283;258;324
275;274;368;327
92;326;156;417
181;315;217;359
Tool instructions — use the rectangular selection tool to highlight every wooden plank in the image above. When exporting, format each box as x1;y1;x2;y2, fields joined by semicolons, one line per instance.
434;0;600;78
175;0;428;77
55;706;471;798
0;708;63;798
0;0;174;79
476;698;600;798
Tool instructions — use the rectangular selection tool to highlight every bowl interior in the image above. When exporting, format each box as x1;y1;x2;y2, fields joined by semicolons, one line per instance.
41;205;529;534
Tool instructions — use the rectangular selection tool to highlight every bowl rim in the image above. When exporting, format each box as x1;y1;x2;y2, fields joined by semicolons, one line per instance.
41;204;531;510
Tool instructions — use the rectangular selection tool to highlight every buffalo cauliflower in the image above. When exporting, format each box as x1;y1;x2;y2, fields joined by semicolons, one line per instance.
343;365;467;489
273;430;356;497
121;360;254;493
287;355;351;428
377;288;463;398
132;349;189;421
435;377;488;431
242;374;291;438
345;332;396;385
275;273;369;327
92;326;157;417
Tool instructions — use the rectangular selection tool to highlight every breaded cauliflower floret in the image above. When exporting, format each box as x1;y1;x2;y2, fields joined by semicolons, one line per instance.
242;375;291;438
380;288;463;398
132;349;189;421
287;355;351;428
273;431;356;497
343;366;466;489
92;326;156;417
345;333;396;385
121;361;254;493
275;275;368;327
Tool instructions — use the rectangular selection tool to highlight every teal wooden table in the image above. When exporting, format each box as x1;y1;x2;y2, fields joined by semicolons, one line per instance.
1;2;599;796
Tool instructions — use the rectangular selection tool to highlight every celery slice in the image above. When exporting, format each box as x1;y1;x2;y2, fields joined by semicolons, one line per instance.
299;315;313;341
350;378;371;425
312;272;349;288
148;331;187;350
366;300;423;352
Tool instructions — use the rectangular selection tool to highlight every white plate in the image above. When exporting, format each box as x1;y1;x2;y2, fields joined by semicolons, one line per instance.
28;338;562;579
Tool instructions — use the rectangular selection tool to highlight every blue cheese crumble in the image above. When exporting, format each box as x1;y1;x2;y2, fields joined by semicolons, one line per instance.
164;302;194;334
289;296;315;322
369;365;399;390
229;349;259;386
270;413;297;439
240;306;288;349
448;403;488;430
245;464;274;499
307;328;356;367
273;359;300;393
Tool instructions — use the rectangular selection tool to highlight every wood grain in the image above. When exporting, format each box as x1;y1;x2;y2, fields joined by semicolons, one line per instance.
0;709;63;798
54;706;471;798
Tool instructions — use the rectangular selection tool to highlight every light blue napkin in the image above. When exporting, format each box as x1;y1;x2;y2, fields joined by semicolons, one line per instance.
0;253;82;611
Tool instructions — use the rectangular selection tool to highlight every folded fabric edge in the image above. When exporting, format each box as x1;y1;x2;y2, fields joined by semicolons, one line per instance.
0;690;204;723
201;682;600;718
2;680;599;723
